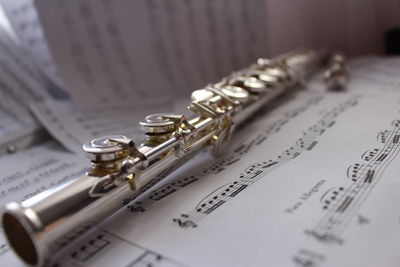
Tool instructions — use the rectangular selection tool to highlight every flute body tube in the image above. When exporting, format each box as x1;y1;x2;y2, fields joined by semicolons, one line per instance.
2;49;327;266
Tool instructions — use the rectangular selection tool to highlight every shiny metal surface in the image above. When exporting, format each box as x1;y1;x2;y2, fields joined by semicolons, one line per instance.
139;113;180;134
220;85;249;102
83;135;131;162
324;52;348;91
2;49;332;266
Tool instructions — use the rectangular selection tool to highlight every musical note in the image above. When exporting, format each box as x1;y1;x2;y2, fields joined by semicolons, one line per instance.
361;148;379;161
306;117;400;244
70;233;111;262
357;215;370;225
127;252;164;267
127;205;146;213
293;248;325;267
172;218;197;228
51;229;184;266
0;229;10;256
320;187;345;210
125;96;325;215
174;96;359;227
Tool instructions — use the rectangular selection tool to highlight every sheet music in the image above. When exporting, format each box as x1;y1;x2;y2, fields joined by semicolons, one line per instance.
29;58;400;267
0;25;50;152
34;0;268;108
0;0;65;89
350;56;400;90
30;99;176;154
50;229;187;267
0;141;87;266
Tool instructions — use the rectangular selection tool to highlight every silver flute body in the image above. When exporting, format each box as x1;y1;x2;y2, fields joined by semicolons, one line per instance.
2;49;335;266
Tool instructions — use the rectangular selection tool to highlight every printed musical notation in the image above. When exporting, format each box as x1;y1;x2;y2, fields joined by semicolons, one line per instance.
0;229;10;256
34;0;268;108
126;252;175;267
31;98;171;154
172;96;359;227
305;119;400;244
292;248;325;267
124;96;323;215
0;159;86;203
53;229;185;267
1;0;64;88
0;142;89;266
0;143;87;206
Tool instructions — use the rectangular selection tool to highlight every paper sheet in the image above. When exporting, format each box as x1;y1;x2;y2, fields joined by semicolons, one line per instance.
1;58;400;266
23;59;398;267
350;56;400;90
0;25;51;154
0;0;65;89
30;98;176;154
34;0;268;108
0;142;87;267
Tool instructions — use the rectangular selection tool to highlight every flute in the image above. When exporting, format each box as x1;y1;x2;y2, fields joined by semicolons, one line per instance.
1;49;344;266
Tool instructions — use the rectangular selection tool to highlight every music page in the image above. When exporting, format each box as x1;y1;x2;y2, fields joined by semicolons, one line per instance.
0;142;86;267
350;56;400;90
38;57;400;267
0;0;65;88
30;98;177;154
34;0;268;108
0;25;50;153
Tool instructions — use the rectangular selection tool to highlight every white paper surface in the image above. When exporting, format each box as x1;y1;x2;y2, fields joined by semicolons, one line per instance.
0;142;86;267
1;58;400;266
34;0;268;108
0;25;49;152
22;59;398;267
0;0;65;89
350;56;400;90
30;99;175;154
70;94;400;266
